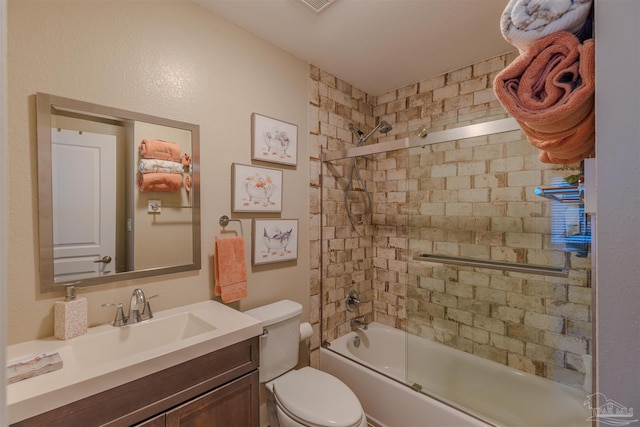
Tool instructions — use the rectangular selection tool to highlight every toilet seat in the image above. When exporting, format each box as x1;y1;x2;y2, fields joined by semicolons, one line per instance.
272;367;364;427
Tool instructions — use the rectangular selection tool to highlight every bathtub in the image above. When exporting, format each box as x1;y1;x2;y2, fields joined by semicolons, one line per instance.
320;322;591;427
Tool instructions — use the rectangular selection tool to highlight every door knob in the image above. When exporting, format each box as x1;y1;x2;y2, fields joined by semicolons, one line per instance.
94;255;112;264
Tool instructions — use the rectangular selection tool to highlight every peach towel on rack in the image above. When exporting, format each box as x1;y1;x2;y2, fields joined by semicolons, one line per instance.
137;173;183;192
493;32;595;164
139;139;182;162
214;236;248;303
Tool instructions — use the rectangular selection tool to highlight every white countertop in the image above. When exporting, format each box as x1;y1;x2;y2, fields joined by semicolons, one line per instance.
7;300;262;424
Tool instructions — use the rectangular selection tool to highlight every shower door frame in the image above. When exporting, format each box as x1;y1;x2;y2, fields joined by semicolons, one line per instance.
320;117;524;350
320;118;528;349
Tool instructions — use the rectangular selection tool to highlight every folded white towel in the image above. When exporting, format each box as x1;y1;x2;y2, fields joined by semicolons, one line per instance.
501;0;592;51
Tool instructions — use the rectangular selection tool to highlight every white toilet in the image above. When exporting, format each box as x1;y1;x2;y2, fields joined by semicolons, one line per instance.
245;300;368;427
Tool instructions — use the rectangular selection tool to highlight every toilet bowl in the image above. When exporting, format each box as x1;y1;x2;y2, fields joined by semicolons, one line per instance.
245;300;367;427
267;367;367;427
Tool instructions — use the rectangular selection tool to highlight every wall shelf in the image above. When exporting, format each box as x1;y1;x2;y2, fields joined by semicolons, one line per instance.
534;184;583;204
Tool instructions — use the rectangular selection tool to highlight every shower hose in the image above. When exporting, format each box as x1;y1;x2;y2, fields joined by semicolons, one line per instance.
343;155;372;227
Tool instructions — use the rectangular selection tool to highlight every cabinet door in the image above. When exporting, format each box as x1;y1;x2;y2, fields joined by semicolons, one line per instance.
165;371;259;427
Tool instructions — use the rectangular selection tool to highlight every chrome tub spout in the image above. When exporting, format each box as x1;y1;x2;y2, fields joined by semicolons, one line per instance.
350;318;368;331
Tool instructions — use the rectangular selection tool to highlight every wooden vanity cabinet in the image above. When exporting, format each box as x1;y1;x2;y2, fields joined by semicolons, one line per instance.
12;337;260;427
137;371;257;427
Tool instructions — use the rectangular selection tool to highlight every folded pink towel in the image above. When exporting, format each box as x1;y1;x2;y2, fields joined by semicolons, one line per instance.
493;32;595;164
139;139;182;162
137;173;183;192
214;237;248;303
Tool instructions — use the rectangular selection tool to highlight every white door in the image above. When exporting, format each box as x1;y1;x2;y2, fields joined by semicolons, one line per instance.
51;129;116;282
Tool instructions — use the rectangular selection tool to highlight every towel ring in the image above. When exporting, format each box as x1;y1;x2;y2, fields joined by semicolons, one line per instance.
219;215;244;236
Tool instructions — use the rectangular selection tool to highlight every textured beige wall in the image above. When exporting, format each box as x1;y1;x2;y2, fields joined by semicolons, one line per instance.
7;0;309;345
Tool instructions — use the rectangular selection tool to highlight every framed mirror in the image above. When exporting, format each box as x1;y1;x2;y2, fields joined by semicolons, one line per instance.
36;93;201;293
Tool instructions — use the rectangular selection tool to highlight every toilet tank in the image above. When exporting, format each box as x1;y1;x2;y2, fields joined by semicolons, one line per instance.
245;300;302;383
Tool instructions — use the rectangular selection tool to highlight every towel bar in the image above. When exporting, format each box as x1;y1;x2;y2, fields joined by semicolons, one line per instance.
413;254;569;278
148;201;192;211
219;215;244;236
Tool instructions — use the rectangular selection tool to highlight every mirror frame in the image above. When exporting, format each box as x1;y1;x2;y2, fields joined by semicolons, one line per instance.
36;93;201;293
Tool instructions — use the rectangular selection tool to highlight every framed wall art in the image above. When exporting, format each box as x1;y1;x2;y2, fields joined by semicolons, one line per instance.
232;163;283;213
252;219;298;265
251;113;298;166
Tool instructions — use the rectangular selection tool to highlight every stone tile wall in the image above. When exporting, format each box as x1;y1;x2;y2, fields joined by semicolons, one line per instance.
309;52;592;389
308;65;377;368
404;133;590;388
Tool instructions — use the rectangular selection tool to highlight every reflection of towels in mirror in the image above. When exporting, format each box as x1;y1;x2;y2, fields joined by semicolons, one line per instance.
137;173;183;192
139;139;181;162
138;158;184;174
214;237;248;303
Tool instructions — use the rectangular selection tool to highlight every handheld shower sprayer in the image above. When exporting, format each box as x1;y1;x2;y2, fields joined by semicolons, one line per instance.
348;123;364;137
344;120;394;227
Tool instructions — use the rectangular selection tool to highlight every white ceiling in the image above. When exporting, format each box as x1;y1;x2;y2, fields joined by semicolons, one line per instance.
195;0;514;95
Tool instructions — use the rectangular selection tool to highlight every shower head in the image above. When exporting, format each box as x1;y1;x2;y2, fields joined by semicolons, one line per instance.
378;120;393;134
359;120;393;145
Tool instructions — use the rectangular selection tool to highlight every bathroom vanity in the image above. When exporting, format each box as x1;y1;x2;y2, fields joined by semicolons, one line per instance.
7;301;262;426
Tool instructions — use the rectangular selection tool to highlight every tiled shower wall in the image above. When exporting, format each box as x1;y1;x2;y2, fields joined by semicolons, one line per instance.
308;65;377;368
405;133;591;389
308;53;592;389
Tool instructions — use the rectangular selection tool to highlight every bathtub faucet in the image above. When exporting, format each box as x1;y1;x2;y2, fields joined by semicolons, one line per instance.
350;318;368;331
346;290;368;312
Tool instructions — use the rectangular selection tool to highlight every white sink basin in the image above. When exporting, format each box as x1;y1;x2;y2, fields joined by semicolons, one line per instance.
72;312;217;367
7;300;263;424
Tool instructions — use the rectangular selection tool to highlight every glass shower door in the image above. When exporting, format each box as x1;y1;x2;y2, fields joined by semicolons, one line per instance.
405;121;592;426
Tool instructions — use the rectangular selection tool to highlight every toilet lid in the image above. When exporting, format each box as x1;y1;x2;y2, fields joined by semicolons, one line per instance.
273;367;363;427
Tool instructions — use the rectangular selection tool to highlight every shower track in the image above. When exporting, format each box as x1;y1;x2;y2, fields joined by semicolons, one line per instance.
322;118;519;161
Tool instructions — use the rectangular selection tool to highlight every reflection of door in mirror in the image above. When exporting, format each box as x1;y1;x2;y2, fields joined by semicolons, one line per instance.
52;129;116;283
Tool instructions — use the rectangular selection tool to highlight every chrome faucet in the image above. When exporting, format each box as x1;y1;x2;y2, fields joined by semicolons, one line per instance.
346;290;368;312
128;288;146;324
102;288;160;326
350;318;368;331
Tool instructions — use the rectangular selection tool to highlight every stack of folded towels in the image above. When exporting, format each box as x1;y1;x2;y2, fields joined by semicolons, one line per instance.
494;0;594;164
137;139;188;192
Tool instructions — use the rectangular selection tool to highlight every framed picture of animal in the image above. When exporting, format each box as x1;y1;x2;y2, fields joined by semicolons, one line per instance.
251;113;298;166
231;163;283;213
252;219;298;265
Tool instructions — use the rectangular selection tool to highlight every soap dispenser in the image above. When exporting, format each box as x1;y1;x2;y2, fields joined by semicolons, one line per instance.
54;285;88;340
